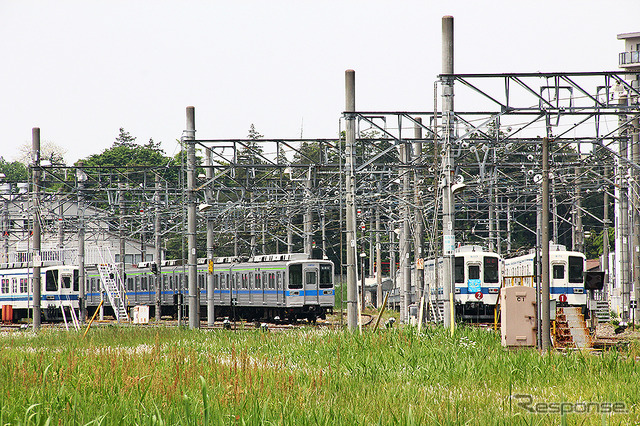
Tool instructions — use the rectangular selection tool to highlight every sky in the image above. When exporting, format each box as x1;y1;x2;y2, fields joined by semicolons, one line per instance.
1;0;639;165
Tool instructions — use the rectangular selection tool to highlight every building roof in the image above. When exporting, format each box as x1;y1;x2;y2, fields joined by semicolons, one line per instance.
586;258;601;272
617;32;640;40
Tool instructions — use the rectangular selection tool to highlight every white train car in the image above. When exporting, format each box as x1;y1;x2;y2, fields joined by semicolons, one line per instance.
503;244;586;313
424;245;501;321
0;264;79;321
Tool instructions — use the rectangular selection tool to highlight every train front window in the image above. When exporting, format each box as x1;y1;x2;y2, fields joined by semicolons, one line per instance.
320;264;332;288
468;265;480;280
289;264;303;289
305;271;317;285
483;257;499;283
568;256;584;284
46;270;58;291
61;274;71;289
553;265;565;279
454;257;464;283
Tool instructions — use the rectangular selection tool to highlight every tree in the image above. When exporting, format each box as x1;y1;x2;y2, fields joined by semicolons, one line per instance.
17;141;67;165
114;127;137;148
0;157;28;182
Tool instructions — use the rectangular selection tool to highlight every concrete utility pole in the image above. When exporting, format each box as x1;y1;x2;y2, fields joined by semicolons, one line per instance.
441;15;455;330
618;94;631;321
304;168;313;256
185;106;199;329
32;128;42;331
541;137;551;351
119;181;126;324
345;69;358;331
603;166;610;300
77;162;86;322
574;164;584;252
400;144;411;322
155;173;162;322
205;148;215;326
631;113;640;322
413;119;425;318
375;205;383;307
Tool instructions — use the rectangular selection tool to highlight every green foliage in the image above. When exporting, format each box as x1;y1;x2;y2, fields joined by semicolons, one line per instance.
0;157;28;182
0;326;637;424
80;128;168;169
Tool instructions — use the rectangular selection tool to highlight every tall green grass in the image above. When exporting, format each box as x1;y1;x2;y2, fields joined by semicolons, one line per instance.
0;325;636;424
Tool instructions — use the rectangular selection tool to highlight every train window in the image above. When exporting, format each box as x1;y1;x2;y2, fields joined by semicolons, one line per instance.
128;277;134;292
553;265;565;279
255;273;261;289
269;273;275;289
46;270;58;291
568;256;584;283
141;276;148;291
278;272;283;289
305;271;317;285
20;278;28;293
468;265;480;280
0;279;7;294
135;276;140;291
242;274;248;289
483;257;499;283
198;274;204;290
168;275;173;291
73;270;79;291
454;257;464;283
61;274;71;289
213;274;219;289
289;264;303;289
11;278;17;293
320;264;332;288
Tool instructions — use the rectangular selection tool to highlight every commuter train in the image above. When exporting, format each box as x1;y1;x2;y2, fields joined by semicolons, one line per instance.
85;253;335;322
389;245;501;321
503;244;586;314
0;263;79;321
425;245;502;321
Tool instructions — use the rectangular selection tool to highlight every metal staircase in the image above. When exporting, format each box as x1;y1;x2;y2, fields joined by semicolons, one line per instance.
554;307;593;349
428;295;444;323
593;300;611;323
97;262;130;322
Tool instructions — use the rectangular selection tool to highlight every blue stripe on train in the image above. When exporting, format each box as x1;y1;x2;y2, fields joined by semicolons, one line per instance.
0;295;78;302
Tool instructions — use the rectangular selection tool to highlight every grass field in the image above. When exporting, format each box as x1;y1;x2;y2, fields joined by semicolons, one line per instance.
0;323;637;425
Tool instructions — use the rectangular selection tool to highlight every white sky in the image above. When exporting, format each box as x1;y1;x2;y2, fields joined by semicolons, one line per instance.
1;0;638;164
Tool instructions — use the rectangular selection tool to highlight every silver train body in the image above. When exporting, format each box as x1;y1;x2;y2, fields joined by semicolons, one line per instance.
85;254;335;322
0;264;79;321
503;244;586;311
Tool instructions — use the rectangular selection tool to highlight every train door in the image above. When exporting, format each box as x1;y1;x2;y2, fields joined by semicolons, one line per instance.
568;256;585;305
551;261;567;303
466;262;482;298
277;271;284;306
303;263;319;305
58;269;75;304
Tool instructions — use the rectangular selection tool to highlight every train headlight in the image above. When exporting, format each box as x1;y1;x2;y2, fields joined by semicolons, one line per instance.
573;288;584;294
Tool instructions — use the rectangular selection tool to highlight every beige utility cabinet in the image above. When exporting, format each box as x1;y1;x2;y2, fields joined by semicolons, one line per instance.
501;286;536;347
